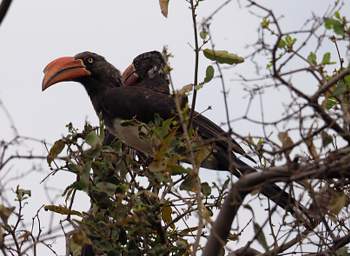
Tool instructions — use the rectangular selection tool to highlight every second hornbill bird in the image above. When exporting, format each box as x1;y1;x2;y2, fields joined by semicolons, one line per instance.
42;51;297;213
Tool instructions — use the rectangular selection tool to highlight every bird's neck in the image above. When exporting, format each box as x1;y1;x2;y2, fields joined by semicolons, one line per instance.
80;78;108;114
79;75;122;115
141;76;170;94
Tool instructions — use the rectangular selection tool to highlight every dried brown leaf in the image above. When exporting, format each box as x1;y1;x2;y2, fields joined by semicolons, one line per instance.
159;0;169;18
278;131;294;154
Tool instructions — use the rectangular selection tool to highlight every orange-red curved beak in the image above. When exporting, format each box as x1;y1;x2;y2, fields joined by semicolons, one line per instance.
122;64;139;86
42;56;91;91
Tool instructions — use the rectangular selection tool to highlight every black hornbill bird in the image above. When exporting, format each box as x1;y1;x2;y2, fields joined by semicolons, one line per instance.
122;51;256;164
42;51;296;213
122;51;300;212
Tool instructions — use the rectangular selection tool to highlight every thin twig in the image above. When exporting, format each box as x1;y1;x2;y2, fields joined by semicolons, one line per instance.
188;0;200;130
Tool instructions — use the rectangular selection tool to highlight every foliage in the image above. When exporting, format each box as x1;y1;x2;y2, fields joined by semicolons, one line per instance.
44;116;229;255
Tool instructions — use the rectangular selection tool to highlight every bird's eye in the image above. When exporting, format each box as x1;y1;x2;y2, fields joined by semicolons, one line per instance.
86;57;94;64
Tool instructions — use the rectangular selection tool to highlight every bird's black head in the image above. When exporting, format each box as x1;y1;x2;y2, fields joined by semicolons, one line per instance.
133;51;166;80
122;51;170;94
42;51;122;92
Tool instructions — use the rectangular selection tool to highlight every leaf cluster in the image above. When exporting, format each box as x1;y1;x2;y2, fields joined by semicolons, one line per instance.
45;116;229;255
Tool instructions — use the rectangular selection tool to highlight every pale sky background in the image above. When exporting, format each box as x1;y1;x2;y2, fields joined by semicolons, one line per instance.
1;1;349;255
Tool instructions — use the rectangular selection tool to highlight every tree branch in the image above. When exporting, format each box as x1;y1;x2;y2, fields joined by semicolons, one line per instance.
0;0;12;26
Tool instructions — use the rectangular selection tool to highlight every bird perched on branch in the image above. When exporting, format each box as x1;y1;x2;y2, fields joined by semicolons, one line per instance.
121;50;301;212
42;51;296;213
122;51;257;163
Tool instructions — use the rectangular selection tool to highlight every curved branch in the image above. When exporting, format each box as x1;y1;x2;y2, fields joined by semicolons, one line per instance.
203;146;350;255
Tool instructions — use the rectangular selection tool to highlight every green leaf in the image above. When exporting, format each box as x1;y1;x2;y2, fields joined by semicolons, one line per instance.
253;222;269;251
326;97;337;110
203;49;244;65
204;65;214;83
324;18;334;29
277;35;296;52
322;52;330;64
333;20;345;35
257;137;264;146
261;17;270;29
321;131;333;148
335;11;341;20
200;30;208;40
324;18;345;36
266;62;272;69
307;52;317;65
284;35;297;51
201;182;211;196
322;52;335;65
277;39;286;49
47;139;65;165
85;131;101;148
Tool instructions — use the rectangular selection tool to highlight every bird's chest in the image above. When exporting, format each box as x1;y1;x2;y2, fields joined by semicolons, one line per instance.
108;118;153;155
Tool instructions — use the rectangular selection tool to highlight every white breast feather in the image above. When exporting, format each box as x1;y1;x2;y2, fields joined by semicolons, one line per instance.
110;118;153;155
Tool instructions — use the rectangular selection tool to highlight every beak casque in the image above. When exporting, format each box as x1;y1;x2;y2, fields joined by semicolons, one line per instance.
122;64;139;86
42;56;91;91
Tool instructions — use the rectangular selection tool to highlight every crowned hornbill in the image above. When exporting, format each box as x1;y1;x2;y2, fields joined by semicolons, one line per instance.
122;51;256;164
42;51;296;213
121;50;300;212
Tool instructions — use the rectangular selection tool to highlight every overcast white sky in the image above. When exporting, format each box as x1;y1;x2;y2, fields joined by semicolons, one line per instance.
3;0;346;141
1;1;349;255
